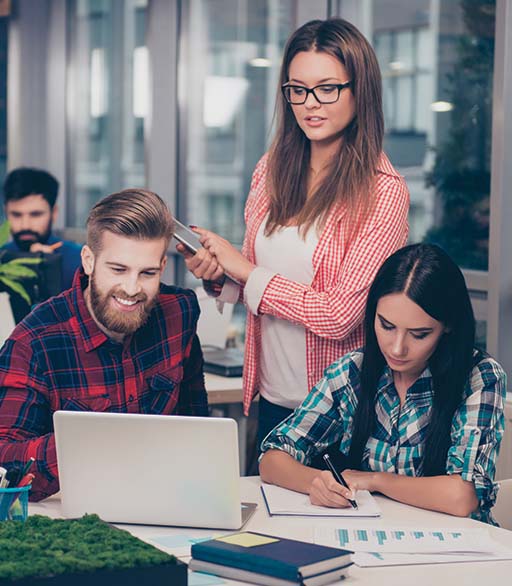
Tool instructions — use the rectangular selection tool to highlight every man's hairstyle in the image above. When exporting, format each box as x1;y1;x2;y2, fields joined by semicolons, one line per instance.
86;189;175;253
3;167;59;208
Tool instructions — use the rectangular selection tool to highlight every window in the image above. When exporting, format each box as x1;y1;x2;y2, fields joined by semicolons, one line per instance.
66;0;148;227
179;0;299;260
0;14;7;213
373;0;494;272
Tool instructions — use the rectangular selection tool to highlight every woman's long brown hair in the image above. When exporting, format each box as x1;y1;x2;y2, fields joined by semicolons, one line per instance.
266;18;384;239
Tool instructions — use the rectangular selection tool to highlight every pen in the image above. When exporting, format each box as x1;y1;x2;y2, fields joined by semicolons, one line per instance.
48;241;63;251
323;453;358;509
17;473;35;488
20;457;35;478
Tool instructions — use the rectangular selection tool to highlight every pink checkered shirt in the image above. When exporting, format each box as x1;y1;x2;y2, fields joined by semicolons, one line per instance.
229;153;409;415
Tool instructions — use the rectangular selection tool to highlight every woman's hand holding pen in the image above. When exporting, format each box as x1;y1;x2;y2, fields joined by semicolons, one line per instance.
192;227;256;284
340;469;380;492
309;470;356;508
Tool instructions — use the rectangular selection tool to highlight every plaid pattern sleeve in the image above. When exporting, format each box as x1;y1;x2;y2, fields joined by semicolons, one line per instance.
0;337;58;501
260;352;362;461
0;272;208;501
446;355;507;523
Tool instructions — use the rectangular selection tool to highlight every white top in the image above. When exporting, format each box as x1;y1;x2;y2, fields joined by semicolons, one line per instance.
249;219;318;408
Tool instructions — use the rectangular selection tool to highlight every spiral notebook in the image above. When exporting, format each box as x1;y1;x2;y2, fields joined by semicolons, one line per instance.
261;483;381;517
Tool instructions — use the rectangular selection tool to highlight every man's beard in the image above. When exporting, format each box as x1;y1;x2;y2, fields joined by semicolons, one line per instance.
89;272;157;335
12;224;52;252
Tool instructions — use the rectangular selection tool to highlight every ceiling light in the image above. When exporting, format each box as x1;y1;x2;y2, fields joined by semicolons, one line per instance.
431;101;454;112
249;58;272;68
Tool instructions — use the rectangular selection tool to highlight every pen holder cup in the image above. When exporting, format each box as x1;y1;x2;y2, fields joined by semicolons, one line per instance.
0;484;31;521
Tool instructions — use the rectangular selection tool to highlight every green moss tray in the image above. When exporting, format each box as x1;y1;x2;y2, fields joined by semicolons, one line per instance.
0;514;187;585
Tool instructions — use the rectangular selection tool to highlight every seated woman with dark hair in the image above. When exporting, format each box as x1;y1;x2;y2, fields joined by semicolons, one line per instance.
259;243;506;524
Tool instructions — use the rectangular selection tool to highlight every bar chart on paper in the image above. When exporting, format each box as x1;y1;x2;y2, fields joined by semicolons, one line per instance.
314;526;500;553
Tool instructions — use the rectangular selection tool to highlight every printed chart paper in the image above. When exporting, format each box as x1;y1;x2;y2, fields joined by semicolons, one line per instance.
314;526;512;567
315;526;499;553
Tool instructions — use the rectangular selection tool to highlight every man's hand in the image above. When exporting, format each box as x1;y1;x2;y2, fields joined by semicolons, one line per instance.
29;241;63;254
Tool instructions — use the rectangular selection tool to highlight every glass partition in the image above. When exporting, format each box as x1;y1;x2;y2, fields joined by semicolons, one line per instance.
0;15;7;213
180;0;299;261
66;0;148;227
372;0;495;271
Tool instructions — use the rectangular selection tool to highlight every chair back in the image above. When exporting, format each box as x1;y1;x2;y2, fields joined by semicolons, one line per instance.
0;292;15;348
493;478;512;530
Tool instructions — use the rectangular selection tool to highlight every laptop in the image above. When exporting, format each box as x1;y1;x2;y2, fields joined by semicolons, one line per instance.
202;347;244;377
53;411;257;529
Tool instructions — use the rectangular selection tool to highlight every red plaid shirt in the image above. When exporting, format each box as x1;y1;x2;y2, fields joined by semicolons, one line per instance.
236;153;409;414
0;271;207;501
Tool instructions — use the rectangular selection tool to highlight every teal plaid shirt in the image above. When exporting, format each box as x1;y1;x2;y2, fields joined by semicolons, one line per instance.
261;350;506;524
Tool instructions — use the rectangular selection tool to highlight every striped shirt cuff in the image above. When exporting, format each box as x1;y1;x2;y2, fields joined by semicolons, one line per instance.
244;266;277;315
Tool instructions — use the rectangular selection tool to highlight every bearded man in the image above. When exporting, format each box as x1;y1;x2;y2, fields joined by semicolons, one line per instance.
2;167;82;289
0;189;208;501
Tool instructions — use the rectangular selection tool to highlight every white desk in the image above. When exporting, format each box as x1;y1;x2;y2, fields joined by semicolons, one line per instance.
205;373;243;405
30;477;512;586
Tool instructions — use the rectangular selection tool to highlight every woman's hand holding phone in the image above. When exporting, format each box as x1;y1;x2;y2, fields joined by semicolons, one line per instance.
192;227;255;284
177;241;226;283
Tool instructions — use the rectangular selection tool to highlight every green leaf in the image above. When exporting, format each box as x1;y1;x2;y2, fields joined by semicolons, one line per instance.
0;263;38;279
8;257;43;266
0;276;31;305
0;221;10;247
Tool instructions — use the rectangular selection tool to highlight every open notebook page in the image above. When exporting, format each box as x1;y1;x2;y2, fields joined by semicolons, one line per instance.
261;483;381;517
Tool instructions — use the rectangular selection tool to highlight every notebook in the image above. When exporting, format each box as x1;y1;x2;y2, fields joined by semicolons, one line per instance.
261;483;381;517
53;411;257;529
190;532;353;583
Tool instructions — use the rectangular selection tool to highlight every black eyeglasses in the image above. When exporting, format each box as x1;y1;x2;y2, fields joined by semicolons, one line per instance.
281;81;352;105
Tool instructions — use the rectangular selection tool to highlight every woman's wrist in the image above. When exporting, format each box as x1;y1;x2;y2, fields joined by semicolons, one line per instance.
238;261;256;284
370;471;385;493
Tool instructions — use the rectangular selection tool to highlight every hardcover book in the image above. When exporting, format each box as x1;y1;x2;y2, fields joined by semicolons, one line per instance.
189;557;352;586
190;531;352;582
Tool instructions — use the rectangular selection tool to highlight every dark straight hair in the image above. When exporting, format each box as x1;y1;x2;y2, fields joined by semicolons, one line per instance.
348;243;476;476
266;18;384;238
3;167;59;208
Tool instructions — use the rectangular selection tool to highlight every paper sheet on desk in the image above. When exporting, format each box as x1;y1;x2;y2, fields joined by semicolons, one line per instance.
315;526;502;553
261;483;381;517
148;533;226;557
352;550;512;567
314;526;512;567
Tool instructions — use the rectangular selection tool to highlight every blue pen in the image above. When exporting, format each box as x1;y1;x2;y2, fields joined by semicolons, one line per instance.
323;453;358;509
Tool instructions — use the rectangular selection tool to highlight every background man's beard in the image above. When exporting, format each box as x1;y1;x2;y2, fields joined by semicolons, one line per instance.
89;275;156;335
12;224;53;252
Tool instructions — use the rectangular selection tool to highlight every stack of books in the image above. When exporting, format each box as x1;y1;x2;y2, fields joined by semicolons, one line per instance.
189;531;353;586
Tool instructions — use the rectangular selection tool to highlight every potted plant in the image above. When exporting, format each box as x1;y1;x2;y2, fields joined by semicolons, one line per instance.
0;220;42;306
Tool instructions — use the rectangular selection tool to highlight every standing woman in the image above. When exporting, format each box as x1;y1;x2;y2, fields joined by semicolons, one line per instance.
182;18;409;445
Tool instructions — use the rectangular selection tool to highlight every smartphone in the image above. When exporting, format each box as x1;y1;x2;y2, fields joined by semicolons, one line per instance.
172;219;203;254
